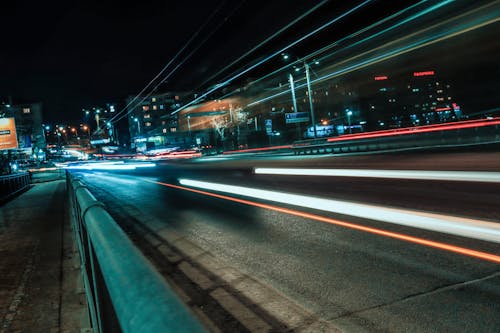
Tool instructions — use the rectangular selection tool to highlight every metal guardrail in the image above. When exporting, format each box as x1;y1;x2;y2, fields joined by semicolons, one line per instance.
67;173;206;333
0;172;31;203
292;119;500;155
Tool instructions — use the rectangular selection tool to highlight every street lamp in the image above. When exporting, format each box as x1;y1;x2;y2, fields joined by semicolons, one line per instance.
42;125;50;146
346;109;353;134
283;53;318;139
82;125;91;146
187;115;191;137
133;117;141;134
304;62;317;139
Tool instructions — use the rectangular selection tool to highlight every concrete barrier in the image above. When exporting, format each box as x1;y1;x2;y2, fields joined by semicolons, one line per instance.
67;173;206;333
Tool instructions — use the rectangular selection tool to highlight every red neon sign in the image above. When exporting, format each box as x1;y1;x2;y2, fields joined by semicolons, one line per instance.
374;76;388;81
413;71;435;77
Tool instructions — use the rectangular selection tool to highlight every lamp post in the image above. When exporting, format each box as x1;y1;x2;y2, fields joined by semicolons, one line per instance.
304;62;317;139
82;125;91;147
95;108;101;128
288;73;302;139
187;115;191;137
43;125;50;147
282;53;318;139
133;117;141;135
346;109;353;134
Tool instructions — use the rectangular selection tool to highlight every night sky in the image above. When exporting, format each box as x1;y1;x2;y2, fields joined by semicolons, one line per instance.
5;0;489;124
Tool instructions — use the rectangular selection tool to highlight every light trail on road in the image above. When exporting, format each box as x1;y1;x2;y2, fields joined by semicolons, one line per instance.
176;179;500;244
254;168;500;183
146;179;500;264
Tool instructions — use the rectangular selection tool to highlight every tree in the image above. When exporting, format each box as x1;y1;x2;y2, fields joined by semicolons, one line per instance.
211;106;248;150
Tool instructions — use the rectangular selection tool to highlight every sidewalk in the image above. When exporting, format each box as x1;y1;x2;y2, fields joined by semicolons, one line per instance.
0;178;90;333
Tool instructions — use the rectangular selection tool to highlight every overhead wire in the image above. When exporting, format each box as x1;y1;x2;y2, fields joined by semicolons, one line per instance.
209;0;430;103
111;0;248;126
168;0;374;116
104;0;229;128
194;0;330;91
247;0;496;107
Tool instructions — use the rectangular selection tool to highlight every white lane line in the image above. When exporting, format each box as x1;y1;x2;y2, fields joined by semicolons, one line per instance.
178;178;500;244
254;168;500;183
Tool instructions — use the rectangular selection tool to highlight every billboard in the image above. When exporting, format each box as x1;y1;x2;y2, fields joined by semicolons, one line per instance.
0;118;19;150
285;112;310;124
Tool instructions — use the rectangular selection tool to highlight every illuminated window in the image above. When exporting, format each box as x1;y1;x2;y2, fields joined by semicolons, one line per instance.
437;97;444;101
175;95;179;101
170;128;177;132
437;89;443;93
161;121;166;125
162;128;167;133
152;105;157;110
142;106;149;111
412;88;419;92
152;97;157;102
144;114;151;118
145;122;152;127
23;108;31;114
160;104;164;109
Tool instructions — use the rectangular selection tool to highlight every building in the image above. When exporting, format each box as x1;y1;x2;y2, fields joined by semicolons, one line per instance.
364;70;461;129
0;101;45;159
127;92;188;151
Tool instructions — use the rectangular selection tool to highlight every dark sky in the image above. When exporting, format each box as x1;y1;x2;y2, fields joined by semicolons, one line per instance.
1;0;422;123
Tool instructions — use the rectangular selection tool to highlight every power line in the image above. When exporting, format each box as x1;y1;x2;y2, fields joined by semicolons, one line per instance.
104;0;230;128
111;0;248;126
195;0;330;90
169;0;374;116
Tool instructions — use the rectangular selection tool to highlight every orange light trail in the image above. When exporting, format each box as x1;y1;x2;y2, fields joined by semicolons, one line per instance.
326;117;500;143
148;180;500;264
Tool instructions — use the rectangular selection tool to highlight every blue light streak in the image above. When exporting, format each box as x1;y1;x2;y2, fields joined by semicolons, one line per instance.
247;2;499;107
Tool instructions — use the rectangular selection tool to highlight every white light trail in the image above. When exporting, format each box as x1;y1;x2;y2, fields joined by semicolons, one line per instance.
254;168;500;183
63;161;156;171
178;178;500;244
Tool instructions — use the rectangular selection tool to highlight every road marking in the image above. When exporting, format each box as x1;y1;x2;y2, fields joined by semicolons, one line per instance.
254;168;500;183
147;179;500;264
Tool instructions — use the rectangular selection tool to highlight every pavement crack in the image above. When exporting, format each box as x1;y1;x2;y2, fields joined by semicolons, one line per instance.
332;270;500;320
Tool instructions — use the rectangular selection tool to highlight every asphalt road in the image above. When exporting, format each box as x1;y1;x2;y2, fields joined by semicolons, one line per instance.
72;151;500;332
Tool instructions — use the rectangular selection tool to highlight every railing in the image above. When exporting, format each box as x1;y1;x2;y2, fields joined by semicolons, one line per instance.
67;173;206;333
293;118;500;155
0;172;31;203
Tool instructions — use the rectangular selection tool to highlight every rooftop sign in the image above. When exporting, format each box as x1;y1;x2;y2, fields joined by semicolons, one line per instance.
413;71;435;77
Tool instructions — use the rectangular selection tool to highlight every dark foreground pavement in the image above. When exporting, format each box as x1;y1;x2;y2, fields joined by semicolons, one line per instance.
0;179;90;333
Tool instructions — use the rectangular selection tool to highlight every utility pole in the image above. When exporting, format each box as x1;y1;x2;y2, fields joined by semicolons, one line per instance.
305;62;317;139
289;73;302;139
